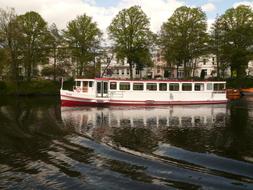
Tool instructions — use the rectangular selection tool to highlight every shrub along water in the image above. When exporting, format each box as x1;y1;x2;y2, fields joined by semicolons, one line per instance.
0;80;74;96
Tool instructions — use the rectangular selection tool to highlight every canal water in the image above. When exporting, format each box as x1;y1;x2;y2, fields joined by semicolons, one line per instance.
0;96;253;190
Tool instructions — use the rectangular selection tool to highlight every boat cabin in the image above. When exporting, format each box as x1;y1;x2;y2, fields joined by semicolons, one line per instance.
73;78;226;97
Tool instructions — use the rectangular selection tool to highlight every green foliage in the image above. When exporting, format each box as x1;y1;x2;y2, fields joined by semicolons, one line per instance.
0;8;20;81
226;77;253;88
48;23;64;80
108;6;154;79
0;48;9;75
213;5;253;78
160;6;208;78
0;80;60;95
0;81;7;93
64;14;102;77
17;11;51;81
41;65;67;78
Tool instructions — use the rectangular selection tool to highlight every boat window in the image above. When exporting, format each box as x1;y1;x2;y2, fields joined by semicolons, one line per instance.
110;82;117;90
97;82;101;93
103;82;108;94
133;83;144;91
146;83;157;91
119;82;130;90
182;83;192;91
159;83;167;91
214;83;225;91
89;81;93;87
194;83;204;91
76;81;81;86
82;81;88;92
169;83;179;91
207;83;213;90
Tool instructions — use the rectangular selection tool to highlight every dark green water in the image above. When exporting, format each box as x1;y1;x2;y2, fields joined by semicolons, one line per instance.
0;96;253;190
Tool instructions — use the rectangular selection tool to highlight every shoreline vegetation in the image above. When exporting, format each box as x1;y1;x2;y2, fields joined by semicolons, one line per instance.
0;78;252;96
0;80;74;96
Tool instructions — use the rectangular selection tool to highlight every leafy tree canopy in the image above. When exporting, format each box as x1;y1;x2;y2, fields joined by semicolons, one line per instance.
213;5;253;77
108;5;154;79
17;11;51;81
160;6;208;78
64;14;102;77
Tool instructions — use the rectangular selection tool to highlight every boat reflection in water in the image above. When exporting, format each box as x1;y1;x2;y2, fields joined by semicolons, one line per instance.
60;104;253;189
61;105;227;130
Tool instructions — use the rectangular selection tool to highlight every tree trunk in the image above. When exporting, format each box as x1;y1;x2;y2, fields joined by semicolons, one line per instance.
129;61;133;79
79;61;83;76
27;63;31;81
216;54;220;78
183;59;187;79
53;47;56;81
10;51;18;81
176;65;179;79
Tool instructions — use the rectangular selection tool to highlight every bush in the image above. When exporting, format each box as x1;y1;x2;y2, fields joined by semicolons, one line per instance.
0;81;7;91
226;77;253;88
0;80;61;96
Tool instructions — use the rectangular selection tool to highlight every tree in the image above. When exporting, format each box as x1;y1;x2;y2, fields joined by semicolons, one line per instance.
48;23;63;80
0;7;20;81
108;6;154;79
160;6;208;78
214;5;253;78
64;14;102;77
0;48;9;77
17;11;51;81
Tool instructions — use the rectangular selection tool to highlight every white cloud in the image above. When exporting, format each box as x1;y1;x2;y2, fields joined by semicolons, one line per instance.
233;1;253;8
201;3;216;12
0;0;184;33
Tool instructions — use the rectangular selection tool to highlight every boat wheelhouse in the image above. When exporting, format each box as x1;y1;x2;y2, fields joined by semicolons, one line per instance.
60;78;228;106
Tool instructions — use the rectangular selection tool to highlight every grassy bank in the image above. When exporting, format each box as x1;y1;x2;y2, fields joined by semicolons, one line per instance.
0;80;74;96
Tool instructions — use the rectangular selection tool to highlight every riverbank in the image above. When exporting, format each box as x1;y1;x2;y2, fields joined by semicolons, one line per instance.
0;78;252;96
0;80;74;96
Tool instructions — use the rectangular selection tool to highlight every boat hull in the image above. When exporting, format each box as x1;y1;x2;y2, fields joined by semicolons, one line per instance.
61;94;228;107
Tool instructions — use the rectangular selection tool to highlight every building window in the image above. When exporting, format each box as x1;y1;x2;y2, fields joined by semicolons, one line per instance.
122;69;124;75
127;69;129;75
194;83;204;91
157;67;160;74
178;70;184;78
169;83;179;91
203;58;206;65
182;83;192;91
133;83;144;91
146;83;157;91
110;82;117;90
119;82;130;90
136;69;140;75
116;69;119;75
157;53;160;62
159;83;167;91
212;57;215;65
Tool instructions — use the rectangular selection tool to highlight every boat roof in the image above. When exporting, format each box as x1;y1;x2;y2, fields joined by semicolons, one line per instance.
75;78;226;83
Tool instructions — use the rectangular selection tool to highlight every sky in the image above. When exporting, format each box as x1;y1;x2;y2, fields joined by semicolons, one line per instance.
0;0;252;33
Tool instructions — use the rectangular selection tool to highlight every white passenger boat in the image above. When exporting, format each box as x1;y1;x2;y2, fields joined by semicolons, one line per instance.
60;78;228;106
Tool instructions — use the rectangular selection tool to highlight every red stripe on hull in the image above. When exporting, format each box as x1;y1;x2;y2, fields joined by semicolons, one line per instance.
61;99;228;107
